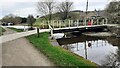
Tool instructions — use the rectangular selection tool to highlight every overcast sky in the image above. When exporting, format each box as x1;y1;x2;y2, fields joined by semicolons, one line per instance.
0;0;116;19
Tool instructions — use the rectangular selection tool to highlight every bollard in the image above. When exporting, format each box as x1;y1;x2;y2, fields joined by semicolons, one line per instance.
37;27;39;38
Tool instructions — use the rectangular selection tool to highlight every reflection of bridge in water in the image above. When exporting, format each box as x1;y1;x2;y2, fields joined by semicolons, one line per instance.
57;35;120;46
57;35;104;45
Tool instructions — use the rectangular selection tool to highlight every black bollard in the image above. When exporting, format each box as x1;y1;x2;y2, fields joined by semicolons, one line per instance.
37;27;39;38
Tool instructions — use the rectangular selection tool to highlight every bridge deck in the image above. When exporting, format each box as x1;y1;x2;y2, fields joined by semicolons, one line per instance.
53;25;107;30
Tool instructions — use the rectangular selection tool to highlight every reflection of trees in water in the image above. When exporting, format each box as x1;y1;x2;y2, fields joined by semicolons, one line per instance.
102;37;120;67
101;48;120;67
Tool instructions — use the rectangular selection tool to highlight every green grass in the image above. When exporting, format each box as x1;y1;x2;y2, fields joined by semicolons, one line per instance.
8;27;24;32
26;32;98;67
0;26;6;36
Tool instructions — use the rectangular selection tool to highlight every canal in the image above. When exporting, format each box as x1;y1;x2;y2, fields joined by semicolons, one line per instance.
56;33;120;66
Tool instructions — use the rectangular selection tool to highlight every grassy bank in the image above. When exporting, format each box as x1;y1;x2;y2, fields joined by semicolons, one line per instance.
0;26;6;36
26;32;98;67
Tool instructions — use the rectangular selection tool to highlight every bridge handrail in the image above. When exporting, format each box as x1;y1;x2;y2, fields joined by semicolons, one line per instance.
48;24;53;30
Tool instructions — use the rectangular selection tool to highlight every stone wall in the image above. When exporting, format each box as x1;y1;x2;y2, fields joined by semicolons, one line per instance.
108;26;120;37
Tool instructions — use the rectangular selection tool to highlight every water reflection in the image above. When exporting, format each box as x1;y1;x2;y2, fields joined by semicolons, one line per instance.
100;47;120;67
57;35;120;66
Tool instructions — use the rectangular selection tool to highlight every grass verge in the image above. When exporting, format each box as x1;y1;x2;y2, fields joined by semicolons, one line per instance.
26;32;98;67
8;27;24;32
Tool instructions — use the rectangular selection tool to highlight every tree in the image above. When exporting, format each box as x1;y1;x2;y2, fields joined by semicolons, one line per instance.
21;18;27;23
36;0;55;22
1;14;22;24
105;1;120;16
27;15;36;30
105;1;120;24
57;0;73;20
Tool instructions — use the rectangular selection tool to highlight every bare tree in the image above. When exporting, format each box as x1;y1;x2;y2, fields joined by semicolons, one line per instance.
27;15;36;30
36;0;55;22
57;0;73;20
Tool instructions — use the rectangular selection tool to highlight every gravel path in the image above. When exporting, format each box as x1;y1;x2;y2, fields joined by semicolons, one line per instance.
2;27;54;66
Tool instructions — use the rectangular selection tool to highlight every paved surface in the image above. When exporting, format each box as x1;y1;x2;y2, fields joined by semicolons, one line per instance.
0;28;50;44
2;27;54;66
2;38;54;66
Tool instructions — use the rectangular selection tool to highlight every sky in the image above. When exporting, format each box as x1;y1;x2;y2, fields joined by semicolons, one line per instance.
0;0;117;19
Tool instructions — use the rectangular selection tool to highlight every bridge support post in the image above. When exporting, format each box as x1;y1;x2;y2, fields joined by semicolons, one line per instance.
102;19;105;25
71;20;73;27
57;20;59;28
69;20;70;28
97;19;99;25
50;29;54;39
105;18;108;24
77;19;79;28
59;20;61;28
49;24;54;39
84;19;87;26
91;19;93;25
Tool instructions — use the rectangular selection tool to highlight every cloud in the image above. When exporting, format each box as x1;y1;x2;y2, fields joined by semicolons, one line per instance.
0;0;115;19
13;7;37;17
1;2;37;18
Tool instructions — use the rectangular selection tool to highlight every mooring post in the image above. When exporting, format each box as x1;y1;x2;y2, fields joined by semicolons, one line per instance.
37;27;39;38
85;41;87;59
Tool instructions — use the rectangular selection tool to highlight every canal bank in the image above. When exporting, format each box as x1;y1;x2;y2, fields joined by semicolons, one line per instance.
26;32;98;67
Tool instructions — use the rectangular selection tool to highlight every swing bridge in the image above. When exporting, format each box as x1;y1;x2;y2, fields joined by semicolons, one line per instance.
44;18;117;37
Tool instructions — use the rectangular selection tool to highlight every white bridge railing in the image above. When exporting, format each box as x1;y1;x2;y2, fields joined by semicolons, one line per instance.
41;18;108;29
47;18;108;38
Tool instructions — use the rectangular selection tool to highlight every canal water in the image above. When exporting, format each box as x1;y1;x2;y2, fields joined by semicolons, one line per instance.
56;34;120;66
